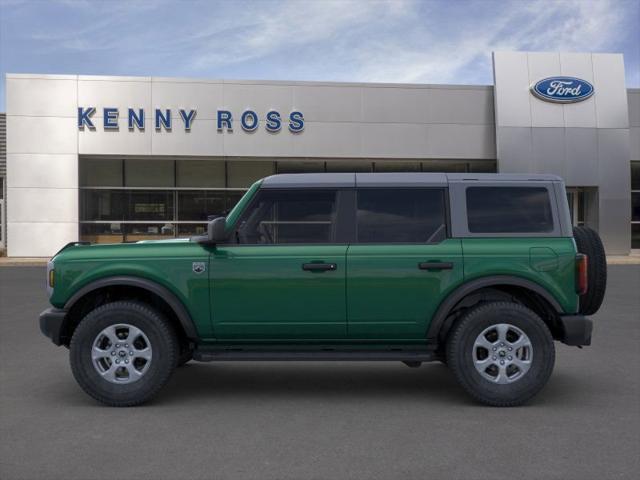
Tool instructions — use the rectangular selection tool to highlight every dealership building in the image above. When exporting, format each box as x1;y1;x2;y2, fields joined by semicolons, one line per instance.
1;51;639;257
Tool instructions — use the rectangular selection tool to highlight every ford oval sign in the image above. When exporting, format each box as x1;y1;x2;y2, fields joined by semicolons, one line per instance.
531;77;594;103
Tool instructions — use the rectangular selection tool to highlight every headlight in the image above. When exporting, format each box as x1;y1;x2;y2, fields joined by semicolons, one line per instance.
46;260;55;297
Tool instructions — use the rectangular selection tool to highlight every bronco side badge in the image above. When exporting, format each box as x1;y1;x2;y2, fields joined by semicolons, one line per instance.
192;262;206;274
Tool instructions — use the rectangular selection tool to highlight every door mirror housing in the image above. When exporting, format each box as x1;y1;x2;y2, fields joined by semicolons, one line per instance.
207;217;228;244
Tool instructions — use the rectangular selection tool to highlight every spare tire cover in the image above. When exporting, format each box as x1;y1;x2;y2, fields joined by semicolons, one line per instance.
572;226;607;315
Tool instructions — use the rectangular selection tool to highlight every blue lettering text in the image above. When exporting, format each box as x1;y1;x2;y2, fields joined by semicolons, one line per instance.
241;110;259;132
265;110;281;132
78;107;96;129
179;109;197;130
288;111;304;133
155;109;172;130
217;110;233;131
128;108;145;130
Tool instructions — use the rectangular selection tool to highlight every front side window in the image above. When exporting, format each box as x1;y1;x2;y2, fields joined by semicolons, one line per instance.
466;187;554;233
356;188;447;243
236;189;338;244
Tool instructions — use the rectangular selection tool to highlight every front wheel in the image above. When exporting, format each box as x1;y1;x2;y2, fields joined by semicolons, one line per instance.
446;302;555;407
69;301;178;407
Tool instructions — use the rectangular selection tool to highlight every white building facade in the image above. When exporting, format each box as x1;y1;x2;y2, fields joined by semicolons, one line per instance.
3;51;639;256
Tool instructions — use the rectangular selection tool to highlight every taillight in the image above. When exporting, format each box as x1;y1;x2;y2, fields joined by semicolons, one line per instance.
576;254;588;295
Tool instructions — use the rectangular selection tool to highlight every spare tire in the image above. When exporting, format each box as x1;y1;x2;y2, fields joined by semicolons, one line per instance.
573;226;607;315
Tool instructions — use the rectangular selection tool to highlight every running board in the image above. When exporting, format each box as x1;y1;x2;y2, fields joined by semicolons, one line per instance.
193;349;435;362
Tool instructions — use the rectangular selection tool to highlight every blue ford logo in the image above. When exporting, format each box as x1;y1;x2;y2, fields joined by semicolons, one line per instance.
531;77;594;103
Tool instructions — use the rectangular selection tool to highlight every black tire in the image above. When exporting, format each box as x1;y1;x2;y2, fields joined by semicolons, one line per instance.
446;302;555;407
70;301;178;407
573;226;607;315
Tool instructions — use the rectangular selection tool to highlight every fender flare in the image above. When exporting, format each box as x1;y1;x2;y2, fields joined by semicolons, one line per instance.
64;276;198;339
426;275;564;342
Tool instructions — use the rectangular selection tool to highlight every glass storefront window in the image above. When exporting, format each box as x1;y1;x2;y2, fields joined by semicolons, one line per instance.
178;191;226;221
80;190;126;221
632;194;640;222
325;161;372;172
125;223;176;242
226;191;245;213
632;224;640;249
374;161;420;172
631;162;640;190
80;158;123;187
80;223;125;244
176;160;225;188
177;223;208;237
277;161;325;173
125;159;174;187
468;160;497;173
422;161;467;172
227;161;274;188
128;191;174;221
78;157;501;244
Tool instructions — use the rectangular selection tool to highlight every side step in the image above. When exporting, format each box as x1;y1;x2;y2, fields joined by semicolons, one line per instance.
193;349;435;362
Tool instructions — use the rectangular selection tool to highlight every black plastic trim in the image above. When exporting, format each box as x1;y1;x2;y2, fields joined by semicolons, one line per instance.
426;275;564;342
64;276;198;339
193;348;435;362
39;307;68;346
558;315;592;346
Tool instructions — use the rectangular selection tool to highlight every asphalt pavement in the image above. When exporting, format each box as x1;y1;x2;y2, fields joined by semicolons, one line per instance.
1;266;639;480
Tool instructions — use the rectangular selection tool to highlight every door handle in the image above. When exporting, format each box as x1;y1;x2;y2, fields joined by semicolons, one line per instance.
302;263;337;272
418;262;453;271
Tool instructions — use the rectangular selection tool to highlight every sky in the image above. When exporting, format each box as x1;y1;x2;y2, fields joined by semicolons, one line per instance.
0;0;639;111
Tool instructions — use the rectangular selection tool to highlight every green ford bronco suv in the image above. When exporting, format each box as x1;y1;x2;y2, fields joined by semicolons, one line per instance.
40;173;606;407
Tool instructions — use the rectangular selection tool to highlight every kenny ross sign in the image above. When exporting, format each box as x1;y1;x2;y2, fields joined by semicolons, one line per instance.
78;107;305;133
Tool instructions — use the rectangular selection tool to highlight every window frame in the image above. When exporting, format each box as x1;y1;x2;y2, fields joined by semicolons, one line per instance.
448;182;564;238
227;188;352;246
352;187;450;245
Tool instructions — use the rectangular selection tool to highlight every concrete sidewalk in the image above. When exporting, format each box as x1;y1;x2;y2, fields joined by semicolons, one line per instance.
2;254;640;266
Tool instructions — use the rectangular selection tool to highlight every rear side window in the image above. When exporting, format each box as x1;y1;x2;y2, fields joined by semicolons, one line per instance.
356;188;447;243
236;189;338;244
466;187;553;233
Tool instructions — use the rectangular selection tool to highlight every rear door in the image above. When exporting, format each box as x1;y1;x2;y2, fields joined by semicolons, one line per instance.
346;188;463;340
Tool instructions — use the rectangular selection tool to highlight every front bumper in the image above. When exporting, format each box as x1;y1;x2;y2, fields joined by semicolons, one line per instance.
39;308;67;346
558;315;593;346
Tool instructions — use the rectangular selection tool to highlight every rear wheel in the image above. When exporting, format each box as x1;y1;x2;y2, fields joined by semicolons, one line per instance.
446;302;555;407
70;301;178;407
573;226;607;315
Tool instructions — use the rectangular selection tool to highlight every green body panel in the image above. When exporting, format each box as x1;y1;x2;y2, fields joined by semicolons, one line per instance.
346;239;463;340
209;245;348;340
50;240;214;337
461;237;578;314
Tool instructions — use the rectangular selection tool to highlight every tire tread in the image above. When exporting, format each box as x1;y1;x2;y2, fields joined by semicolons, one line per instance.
446;301;555;407
69;300;178;407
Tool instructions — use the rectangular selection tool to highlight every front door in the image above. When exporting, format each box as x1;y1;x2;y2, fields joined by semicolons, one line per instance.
346;188;463;340
210;188;348;340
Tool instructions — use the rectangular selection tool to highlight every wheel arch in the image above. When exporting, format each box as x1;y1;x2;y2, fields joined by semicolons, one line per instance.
427;275;564;344
60;276;198;346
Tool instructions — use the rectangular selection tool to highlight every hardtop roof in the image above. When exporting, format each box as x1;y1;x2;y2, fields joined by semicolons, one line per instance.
260;172;563;188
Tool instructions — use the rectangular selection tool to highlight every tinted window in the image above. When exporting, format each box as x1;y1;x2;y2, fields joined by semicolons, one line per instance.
356;189;446;243
466;187;553;233
236;190;337;244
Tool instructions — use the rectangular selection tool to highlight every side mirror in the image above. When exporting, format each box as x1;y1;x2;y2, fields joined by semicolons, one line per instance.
207;217;228;244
